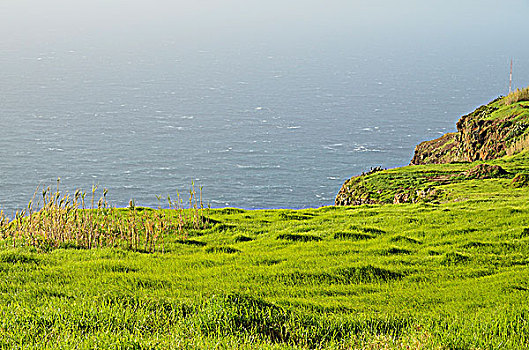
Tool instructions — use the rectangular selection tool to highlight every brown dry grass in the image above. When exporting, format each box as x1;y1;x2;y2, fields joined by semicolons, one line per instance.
504;86;529;105
0;179;208;252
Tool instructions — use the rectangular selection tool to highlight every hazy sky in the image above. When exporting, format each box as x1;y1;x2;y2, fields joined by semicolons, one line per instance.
1;0;528;91
2;0;528;53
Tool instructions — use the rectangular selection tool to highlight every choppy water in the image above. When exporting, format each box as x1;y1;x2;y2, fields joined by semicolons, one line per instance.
0;1;528;213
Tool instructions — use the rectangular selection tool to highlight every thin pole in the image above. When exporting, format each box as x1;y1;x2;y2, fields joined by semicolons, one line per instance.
509;58;513;94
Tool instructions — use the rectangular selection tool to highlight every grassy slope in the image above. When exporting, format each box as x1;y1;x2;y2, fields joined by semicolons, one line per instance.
2;154;529;348
337;150;529;205
484;99;529;122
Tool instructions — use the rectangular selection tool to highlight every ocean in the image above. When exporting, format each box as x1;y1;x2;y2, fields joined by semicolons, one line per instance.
1;1;528;213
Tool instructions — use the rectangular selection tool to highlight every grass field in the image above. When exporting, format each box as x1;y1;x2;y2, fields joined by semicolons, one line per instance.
2;155;529;349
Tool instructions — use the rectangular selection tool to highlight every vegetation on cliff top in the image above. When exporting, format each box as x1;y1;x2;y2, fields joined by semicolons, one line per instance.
504;86;529;106
335;150;529;206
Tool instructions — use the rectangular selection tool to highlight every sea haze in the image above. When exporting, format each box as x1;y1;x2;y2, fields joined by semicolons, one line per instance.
0;0;528;213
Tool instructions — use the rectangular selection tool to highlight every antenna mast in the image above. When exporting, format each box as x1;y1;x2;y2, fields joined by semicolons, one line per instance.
509;58;513;94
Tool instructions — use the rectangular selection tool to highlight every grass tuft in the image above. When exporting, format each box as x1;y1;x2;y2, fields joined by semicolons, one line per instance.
174;239;207;246
442;252;471;265
279;212;316;221
350;225;386;234
337;265;404;283
390;235;421;244
205;246;241;254
334;231;374;240
0;250;40;264
380;247;412;255
277;233;322;242
512;173;529;188
234;235;253;242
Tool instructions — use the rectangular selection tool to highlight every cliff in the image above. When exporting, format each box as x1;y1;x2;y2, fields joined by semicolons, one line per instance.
411;94;529;165
336;89;529;206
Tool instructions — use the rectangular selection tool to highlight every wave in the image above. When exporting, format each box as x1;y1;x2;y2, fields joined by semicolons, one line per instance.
350;146;383;152
236;164;281;170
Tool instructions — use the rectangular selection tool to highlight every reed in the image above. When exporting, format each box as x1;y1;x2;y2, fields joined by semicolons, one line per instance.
0;180;209;252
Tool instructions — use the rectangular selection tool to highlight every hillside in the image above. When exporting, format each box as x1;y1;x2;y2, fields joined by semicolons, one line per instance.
336;89;529;206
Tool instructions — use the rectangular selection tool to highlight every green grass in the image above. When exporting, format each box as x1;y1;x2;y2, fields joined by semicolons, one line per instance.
479;89;529;121
338;150;529;206
2;154;529;348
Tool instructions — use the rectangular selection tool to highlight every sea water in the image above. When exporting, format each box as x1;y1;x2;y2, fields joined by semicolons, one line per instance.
0;1;528;213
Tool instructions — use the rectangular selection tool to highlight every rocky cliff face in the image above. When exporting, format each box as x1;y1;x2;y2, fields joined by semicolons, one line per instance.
455;105;526;162
411;97;529;165
410;132;462;165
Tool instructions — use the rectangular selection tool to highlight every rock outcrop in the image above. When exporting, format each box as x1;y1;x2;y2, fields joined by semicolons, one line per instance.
461;164;508;179
411;97;529;165
410;132;462;165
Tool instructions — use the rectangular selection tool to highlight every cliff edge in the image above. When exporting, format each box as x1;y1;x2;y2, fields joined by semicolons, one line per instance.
336;88;529;206
411;91;529;165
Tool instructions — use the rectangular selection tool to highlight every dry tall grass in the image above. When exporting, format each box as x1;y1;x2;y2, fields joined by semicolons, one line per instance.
504;86;529;105
0;179;209;252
